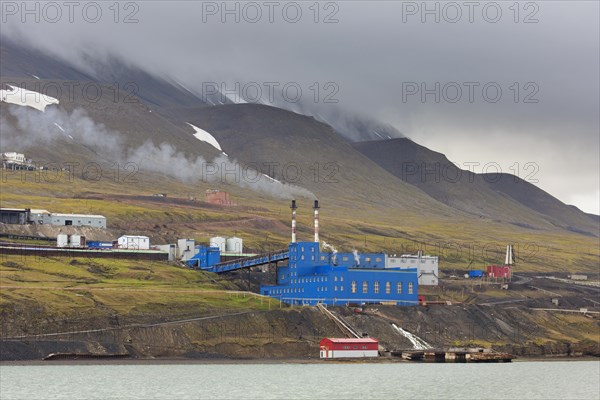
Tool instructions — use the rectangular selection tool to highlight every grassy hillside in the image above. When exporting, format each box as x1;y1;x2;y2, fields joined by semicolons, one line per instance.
0;253;276;337
1;172;598;274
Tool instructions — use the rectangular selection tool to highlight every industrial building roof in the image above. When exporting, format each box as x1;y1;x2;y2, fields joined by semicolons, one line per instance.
51;213;106;219
322;338;378;343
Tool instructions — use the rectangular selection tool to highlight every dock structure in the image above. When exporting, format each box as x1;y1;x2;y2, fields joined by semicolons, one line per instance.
390;348;515;363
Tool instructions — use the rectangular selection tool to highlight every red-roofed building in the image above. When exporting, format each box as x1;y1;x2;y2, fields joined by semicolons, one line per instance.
487;264;512;279
319;337;379;358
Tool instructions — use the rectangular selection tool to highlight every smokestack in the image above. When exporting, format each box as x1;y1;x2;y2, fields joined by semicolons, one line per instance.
291;200;297;243
505;245;514;265
313;200;320;243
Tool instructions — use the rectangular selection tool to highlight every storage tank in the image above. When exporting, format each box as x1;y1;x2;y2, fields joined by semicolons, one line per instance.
57;233;69;247
70;234;86;248
210;236;227;252
226;237;243;253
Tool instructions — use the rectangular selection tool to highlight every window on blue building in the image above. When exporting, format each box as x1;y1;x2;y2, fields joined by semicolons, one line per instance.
351;281;357;293
362;281;368;293
397;282;403;294
408;282;414;294
334;276;338;282
334;286;338;291
374;281;380;294
385;281;391;294
340;276;344;282
340;286;344;291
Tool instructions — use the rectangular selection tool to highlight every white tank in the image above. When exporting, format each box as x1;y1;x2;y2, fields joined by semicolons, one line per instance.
70;234;85;248
210;236;227;252
57;234;69;247
226;237;243;253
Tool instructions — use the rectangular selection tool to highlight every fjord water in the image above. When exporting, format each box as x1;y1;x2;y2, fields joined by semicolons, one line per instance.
1;361;598;399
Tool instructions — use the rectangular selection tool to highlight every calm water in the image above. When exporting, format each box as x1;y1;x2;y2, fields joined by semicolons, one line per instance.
1;361;599;400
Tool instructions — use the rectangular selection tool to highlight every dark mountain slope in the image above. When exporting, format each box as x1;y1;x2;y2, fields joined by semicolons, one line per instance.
484;173;600;236
0;39;94;82
178;104;457;214
353;138;599;236
0;77;221;167
0;38;208;110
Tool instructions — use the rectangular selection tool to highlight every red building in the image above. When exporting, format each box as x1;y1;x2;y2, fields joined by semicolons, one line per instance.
319;338;379;359
205;189;234;206
487;264;512;279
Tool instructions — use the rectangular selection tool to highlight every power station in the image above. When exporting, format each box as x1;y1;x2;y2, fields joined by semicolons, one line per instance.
185;200;421;306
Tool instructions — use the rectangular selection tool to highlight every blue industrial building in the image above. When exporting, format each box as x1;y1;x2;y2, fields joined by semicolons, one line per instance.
186;245;221;269
260;242;419;306
183;200;419;307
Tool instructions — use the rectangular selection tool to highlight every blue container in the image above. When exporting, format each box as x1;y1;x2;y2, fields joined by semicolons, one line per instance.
468;270;484;278
87;241;113;249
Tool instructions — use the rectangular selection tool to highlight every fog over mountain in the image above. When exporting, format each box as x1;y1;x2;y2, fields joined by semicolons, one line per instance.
1;1;598;213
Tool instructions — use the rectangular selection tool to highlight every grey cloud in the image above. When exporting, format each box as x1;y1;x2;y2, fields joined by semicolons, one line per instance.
1;1;598;212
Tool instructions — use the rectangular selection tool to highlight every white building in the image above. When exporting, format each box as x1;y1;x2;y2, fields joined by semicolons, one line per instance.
118;235;150;250
29;209;52;224
2;152;26;164
48;213;106;229
176;239;196;260
386;252;439;285
157;244;177;261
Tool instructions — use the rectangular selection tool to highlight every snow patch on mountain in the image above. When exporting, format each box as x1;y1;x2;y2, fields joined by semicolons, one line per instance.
0;85;59;112
187;122;225;154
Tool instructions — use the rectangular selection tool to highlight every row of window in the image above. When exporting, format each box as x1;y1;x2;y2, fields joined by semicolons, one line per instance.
291;255;315;261
319;256;383;263
350;281;413;295
290;276;327;284
295;246;316;253
270;281;414;296
270;287;306;295
389;259;437;264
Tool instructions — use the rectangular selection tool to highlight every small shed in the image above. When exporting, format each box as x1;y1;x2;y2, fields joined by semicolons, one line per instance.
487;265;512;279
319;338;379;359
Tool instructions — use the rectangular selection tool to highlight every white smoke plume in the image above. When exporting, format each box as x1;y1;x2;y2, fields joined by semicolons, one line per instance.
322;241;338;264
1;104;315;200
352;249;360;266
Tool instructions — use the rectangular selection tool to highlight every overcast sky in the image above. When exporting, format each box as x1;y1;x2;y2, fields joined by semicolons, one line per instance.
2;1;599;214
